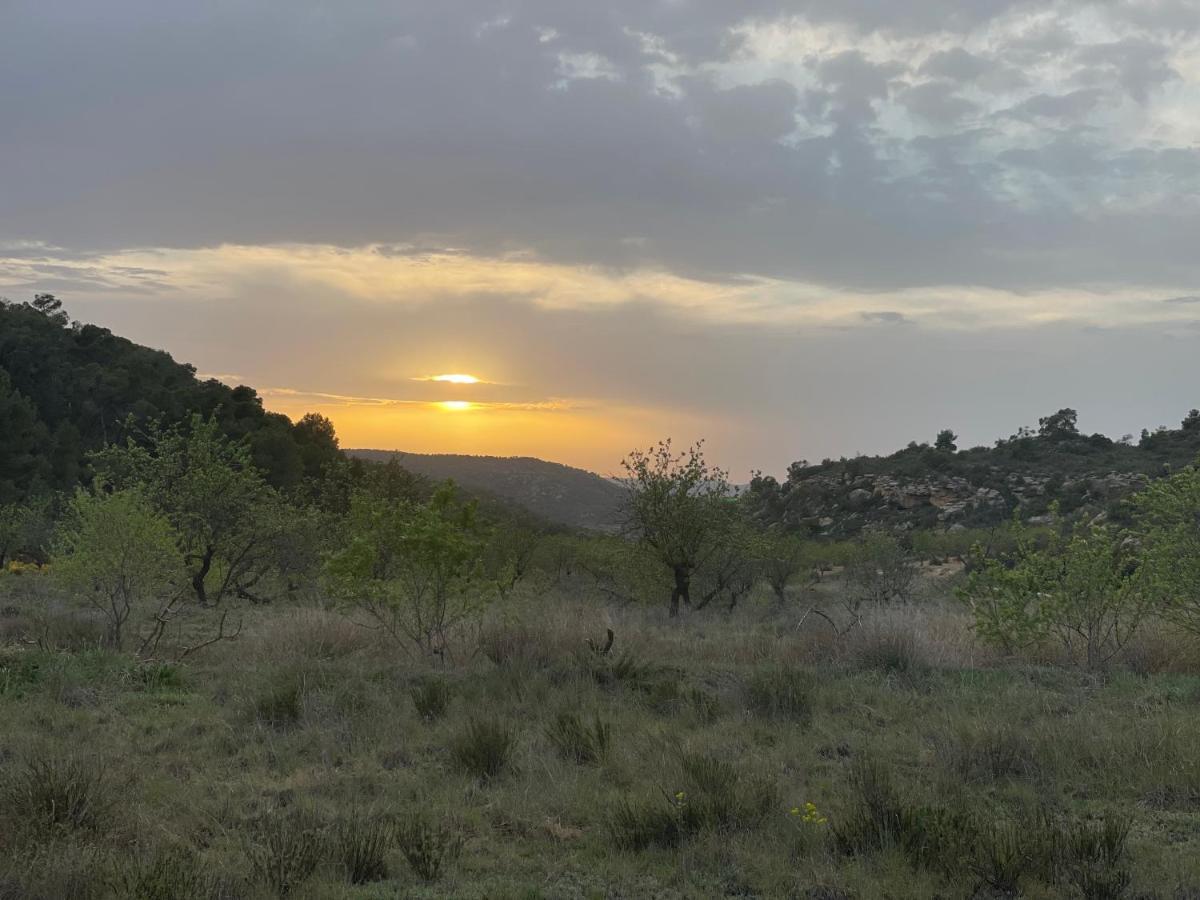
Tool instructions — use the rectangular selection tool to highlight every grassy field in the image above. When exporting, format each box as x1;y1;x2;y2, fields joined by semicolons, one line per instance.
3;566;1200;899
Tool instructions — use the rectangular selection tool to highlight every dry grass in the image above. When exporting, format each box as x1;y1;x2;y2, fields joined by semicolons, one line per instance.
1;571;1199;897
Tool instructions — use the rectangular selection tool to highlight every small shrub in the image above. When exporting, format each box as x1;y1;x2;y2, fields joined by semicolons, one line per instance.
333;814;395;884
243;808;327;896
411;678;450;723
545;711;611;765
745;665;813;722
451;718;515;778
396;815;462;882
2;755;115;836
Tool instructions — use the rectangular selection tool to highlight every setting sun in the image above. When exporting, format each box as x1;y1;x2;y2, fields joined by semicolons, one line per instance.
437;400;473;411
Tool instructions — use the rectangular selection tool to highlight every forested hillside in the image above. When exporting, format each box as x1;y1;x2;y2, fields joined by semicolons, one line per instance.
0;295;341;502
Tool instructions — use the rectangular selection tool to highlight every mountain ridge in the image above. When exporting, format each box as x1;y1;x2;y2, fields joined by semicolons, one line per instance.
346;449;625;531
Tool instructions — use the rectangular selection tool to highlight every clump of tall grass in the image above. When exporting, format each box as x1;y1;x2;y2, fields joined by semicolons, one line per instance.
608;747;776;851
744;665;814;722
937;722;1039;782
253;677;306;729
833;759;1134;893
242;807;327;897
332;814;395;884
451;717;515;778
396;814;462;882
2;755;116;838
545;711;611;765
850;625;930;676
411;677;451;722
113;844;217;900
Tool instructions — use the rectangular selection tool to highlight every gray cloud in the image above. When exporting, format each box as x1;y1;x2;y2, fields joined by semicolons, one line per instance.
4;0;1200;471
2;1;1197;295
860;310;911;324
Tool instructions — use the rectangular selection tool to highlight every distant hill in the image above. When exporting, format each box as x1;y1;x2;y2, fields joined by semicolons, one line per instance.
746;407;1200;537
347;450;625;531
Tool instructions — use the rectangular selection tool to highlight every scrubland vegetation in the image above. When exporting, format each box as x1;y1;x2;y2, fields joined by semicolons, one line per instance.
5;299;1200;897
4;427;1200;898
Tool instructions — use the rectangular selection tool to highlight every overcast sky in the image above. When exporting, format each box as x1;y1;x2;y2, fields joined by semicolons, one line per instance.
3;1;1199;476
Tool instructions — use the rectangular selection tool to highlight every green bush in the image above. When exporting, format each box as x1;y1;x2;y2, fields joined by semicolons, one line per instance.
396;815;462;882
545;711;611;765
451;718;515;779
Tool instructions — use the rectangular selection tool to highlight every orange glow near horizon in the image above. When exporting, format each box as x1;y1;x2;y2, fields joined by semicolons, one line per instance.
261;392;725;474
422;373;482;384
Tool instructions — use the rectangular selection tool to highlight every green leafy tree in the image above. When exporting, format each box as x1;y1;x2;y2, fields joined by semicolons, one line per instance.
0;368;50;502
959;524;1152;669
326;482;488;659
0;501;31;568
934;429;958;452
758;530;812;604
1133;461;1200;635
620;440;733;617
483;524;540;600
692;507;762;611
30;293;69;327
90;415;283;605
1038;408;1080;440
845;532;917;609
52;488;184;651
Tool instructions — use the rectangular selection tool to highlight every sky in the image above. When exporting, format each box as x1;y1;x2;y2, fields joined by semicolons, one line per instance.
2;1;1199;478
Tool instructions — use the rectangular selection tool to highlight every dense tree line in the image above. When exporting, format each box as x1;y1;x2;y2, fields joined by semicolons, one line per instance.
0;295;341;502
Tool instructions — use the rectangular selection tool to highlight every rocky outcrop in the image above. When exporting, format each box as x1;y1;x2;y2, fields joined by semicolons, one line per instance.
776;468;1150;536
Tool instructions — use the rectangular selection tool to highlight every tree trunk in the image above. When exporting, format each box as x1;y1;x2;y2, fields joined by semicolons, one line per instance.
191;545;215;605
670;566;690;618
